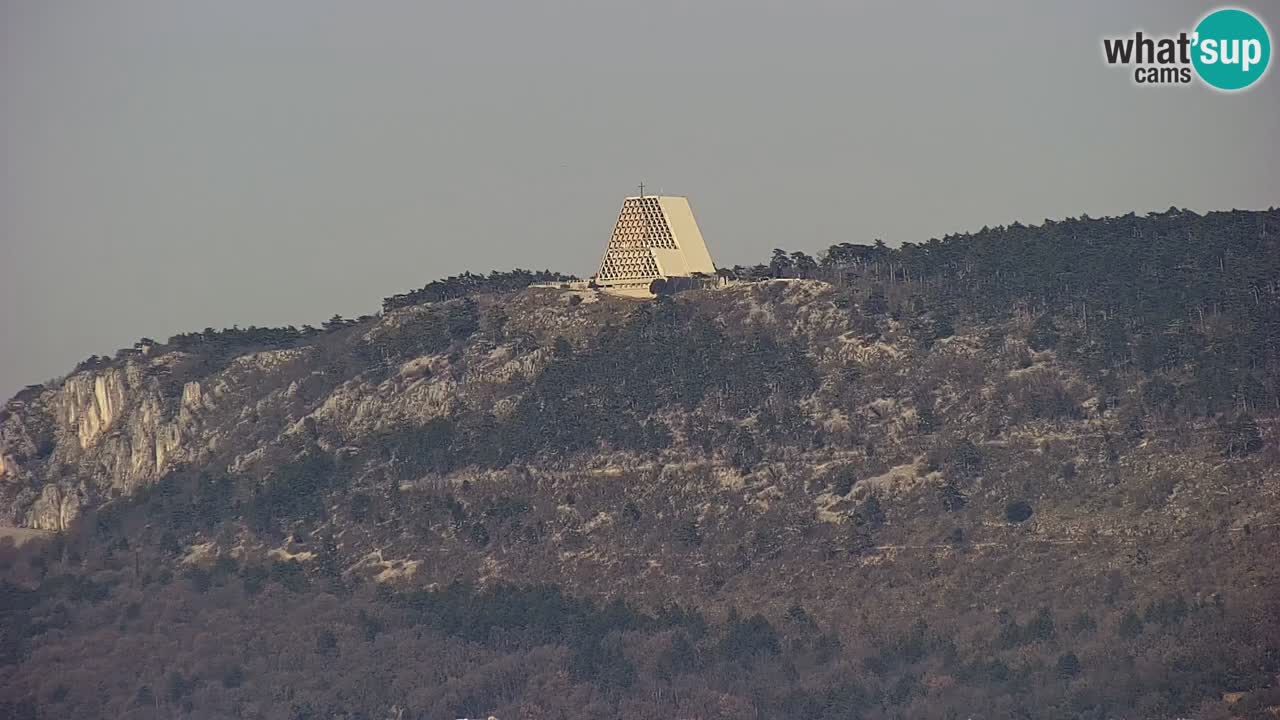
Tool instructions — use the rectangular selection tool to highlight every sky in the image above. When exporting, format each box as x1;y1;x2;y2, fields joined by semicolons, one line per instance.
2;0;1278;397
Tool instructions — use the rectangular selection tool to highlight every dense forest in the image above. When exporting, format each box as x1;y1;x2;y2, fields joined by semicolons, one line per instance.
738;208;1280;416
1;208;1278;720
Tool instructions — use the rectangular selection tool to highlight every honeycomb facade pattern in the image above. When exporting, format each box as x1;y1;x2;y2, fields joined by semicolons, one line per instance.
594;196;716;296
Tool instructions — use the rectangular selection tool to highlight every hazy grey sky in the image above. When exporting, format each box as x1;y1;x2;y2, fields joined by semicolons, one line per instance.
2;1;1278;397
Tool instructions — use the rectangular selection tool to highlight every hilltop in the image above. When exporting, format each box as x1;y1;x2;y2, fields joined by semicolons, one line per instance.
1;209;1278;720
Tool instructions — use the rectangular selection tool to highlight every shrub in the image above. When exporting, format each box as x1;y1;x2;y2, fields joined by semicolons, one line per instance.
940;481;967;512
863;286;889;316
241;564;269;595
570;636;636;690
1070;612;1098;635
1005;501;1033;523
1028;315;1059;351
349;492;373;522
861;495;886;528
1025;607;1056;642
641;418;673;451
1060;461;1077;481
846;516;875;555
828;469;857;497
134;686;155;707
221;665;245;689
927;436;982;477
933;313;956;339
466;523;491;547
1118;610;1144;639
1056;652;1081;677
185;567;212;593
1218;414;1264;457
269;560;308;592
165;671;192;702
316;628;338;654
1003;369;1082;420
1143;594;1189;626
719;612;781;662
677;520;703;547
483;496;531;522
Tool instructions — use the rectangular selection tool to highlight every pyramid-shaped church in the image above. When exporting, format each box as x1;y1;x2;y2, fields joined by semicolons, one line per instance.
593;194;717;297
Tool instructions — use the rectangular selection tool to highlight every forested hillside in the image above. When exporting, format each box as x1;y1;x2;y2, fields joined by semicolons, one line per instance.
0;208;1278;720
739;208;1280;416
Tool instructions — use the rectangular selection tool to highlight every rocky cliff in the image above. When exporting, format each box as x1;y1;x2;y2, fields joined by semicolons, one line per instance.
0;288;622;529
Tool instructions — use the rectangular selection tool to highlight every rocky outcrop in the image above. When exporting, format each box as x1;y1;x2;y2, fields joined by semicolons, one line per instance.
0;291;593;528
58;368;129;448
27;484;84;531
1;355;219;527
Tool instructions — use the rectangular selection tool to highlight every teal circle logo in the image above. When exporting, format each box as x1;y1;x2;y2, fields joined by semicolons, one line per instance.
1192;8;1271;90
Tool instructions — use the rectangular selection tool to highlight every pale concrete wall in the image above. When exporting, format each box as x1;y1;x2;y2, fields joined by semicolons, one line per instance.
651;247;689;277
658;196;716;275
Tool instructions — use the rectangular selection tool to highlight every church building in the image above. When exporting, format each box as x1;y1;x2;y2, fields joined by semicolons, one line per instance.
592;193;717;297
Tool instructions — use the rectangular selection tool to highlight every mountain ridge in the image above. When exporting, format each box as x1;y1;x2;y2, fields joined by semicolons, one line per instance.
1;208;1279;719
